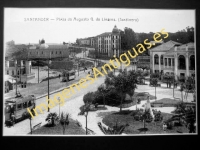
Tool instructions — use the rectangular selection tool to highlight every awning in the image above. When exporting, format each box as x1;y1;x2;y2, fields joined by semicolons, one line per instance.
5;75;16;82
8;79;16;83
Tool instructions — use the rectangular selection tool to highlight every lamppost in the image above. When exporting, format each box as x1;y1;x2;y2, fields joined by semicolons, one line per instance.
38;60;40;84
48;57;52;112
15;60;18;96
84;111;88;135
173;75;175;98
58;97;60;118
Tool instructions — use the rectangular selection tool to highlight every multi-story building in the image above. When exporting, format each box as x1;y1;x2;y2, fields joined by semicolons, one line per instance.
5;58;34;83
5;44;35;83
28;43;70;59
78;25;121;58
149;40;195;80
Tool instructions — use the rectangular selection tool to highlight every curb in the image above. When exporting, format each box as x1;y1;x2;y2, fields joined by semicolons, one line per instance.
36;78;89;100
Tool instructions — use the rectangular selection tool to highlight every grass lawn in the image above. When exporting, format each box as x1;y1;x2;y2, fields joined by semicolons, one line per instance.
101;110;189;134
30;118;85;135
151;98;182;107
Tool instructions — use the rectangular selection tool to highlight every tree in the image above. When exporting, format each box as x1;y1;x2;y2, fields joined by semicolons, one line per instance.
97;84;107;107
45;112;59;127
150;74;158;101
60;112;70;135
120;27;137;52
98;121;129;135
180;83;185;102
83;92;95;104
111;70;138;112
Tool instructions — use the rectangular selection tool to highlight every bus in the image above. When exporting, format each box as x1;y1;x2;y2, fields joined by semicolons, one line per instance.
62;70;76;82
4;95;36;125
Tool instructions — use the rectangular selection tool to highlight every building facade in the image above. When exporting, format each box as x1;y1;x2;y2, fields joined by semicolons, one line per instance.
28;43;70;59
78;25;121;58
5;59;34;82
150;40;195;80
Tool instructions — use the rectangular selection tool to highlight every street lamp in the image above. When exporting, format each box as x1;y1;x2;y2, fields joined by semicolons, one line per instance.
173;75;175;98
57;97;60;118
48;58;52;112
38;60;40;84
15;60;18;96
84;111;88;135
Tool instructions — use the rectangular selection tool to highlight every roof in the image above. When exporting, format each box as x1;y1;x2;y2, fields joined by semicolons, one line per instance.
96;32;112;37
150;40;182;52
33;44;69;50
5;95;35;104
5;75;16;81
177;42;194;50
164;42;195;57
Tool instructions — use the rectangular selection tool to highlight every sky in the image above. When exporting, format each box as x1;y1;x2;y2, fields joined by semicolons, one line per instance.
4;8;195;44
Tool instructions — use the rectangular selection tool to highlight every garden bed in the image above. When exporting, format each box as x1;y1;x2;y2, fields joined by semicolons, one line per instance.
30;118;85;135
102;111;189;134
151;98;182;107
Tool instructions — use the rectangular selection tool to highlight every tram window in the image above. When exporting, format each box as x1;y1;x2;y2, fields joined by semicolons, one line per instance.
5;106;11;113
13;104;16;111
23;102;27;108
28;101;32;107
17;104;22;110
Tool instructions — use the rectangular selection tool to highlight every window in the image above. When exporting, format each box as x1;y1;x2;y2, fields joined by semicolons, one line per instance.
169;58;171;66
161;55;163;65
178;55;186;70
154;54;159;65
23;102;27;108
5;105;11;113
165;58;167;66
17;104;22;110
28;101;33;107
9;61;15;67
190;55;195;70
172;58;174;66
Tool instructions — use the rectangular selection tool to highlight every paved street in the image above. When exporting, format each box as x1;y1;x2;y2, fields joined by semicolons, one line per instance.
3;64;194;136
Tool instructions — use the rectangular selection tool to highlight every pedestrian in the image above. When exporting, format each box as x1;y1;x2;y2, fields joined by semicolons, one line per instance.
166;79;168;88
163;123;167;131
59;74;61;79
169;80;171;88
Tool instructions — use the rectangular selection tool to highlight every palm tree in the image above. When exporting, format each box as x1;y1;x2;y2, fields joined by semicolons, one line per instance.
98;121;129;135
45;112;59;127
60;112;70;135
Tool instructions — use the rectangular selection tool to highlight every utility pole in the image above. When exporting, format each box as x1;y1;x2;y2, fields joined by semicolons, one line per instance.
15;60;18;96
48;53;51;112
48;58;50;112
38;60;39;83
